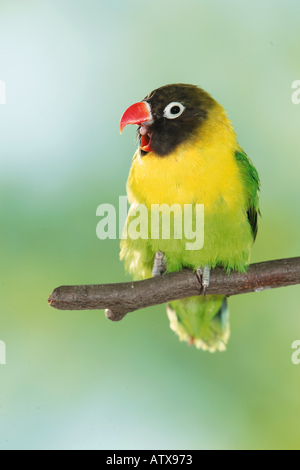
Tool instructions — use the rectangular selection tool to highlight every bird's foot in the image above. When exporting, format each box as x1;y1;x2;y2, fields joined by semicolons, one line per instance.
196;266;211;296
152;251;167;277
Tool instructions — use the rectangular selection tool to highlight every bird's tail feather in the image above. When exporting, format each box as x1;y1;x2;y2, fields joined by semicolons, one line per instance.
167;295;230;352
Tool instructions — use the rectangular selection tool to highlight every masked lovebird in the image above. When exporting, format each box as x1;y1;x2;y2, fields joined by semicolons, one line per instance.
119;84;260;352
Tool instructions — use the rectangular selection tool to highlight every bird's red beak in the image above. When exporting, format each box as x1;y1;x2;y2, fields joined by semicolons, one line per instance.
120;101;153;153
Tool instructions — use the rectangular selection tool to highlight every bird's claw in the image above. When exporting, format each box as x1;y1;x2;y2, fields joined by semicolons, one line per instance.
196;266;211;296
152;251;167;277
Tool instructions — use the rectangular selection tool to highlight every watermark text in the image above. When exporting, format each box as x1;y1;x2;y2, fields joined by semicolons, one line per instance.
0;340;6;365
291;80;300;105
96;196;204;251
291;340;300;364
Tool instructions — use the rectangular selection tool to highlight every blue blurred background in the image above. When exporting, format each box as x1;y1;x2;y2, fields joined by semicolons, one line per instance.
1;0;300;450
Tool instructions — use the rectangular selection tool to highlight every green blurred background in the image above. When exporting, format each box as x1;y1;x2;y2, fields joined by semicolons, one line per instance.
0;0;300;450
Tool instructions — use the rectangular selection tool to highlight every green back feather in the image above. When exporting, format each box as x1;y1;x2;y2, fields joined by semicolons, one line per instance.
235;149;261;240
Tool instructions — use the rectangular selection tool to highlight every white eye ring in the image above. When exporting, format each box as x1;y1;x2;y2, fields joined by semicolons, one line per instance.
163;102;185;119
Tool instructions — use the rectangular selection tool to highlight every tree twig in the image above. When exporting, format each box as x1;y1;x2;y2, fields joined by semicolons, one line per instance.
48;257;300;321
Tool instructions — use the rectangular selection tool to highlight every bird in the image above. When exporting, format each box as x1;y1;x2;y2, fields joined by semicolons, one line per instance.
119;83;260;352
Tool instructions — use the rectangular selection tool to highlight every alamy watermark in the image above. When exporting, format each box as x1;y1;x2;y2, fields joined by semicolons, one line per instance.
96;196;204;250
291;80;300;105
0;340;6;365
0;80;6;105
291;340;300;364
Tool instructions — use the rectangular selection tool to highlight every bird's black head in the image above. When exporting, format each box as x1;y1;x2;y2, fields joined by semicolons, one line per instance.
120;84;216;157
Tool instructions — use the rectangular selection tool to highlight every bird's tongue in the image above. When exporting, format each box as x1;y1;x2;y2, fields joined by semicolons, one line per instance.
140;125;152;152
141;134;151;150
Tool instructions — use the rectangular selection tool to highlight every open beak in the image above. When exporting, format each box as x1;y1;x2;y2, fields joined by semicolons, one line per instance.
120;101;153;153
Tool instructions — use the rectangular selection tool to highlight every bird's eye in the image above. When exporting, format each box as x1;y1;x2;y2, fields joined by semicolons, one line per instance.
163;102;185;119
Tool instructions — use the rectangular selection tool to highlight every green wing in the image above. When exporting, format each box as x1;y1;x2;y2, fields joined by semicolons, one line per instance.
235;149;260;241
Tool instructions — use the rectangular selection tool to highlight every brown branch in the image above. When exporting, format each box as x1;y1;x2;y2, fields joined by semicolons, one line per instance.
48;257;300;321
